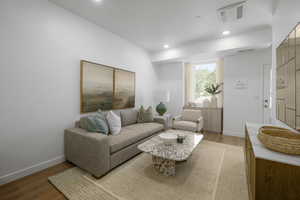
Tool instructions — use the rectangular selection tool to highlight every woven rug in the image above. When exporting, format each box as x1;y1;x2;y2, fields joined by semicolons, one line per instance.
49;140;248;200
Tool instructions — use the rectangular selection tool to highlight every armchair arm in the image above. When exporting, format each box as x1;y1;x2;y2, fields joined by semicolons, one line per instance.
172;115;182;128
172;115;182;121
196;116;204;132
64;128;110;177
154;116;168;130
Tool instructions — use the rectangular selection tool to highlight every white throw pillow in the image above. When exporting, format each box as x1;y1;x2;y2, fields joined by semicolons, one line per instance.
106;111;121;135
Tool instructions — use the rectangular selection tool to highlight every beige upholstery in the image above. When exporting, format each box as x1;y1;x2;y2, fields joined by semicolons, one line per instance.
65;109;166;178
182;109;202;122
173;121;198;132
64;128;110;177
109;123;164;153
120;109;138;126
172;109;203;132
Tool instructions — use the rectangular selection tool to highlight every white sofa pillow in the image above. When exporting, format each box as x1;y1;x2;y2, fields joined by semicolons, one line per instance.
106;111;121;135
181;109;202;122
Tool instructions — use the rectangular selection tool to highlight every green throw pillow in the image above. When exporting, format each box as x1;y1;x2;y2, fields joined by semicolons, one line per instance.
137;106;154;123
80;111;109;135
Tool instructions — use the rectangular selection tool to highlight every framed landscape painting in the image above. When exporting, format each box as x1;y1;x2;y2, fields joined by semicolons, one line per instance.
113;69;135;109
81;61;114;113
80;60;135;113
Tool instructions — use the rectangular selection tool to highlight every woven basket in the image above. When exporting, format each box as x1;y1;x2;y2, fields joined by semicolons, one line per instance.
258;126;300;155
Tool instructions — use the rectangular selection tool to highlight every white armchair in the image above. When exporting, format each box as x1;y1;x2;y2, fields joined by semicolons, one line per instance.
172;109;204;133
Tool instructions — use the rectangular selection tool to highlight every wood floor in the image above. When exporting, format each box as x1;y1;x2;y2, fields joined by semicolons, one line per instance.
0;132;244;200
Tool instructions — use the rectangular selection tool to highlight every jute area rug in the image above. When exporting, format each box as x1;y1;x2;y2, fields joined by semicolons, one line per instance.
49;140;248;200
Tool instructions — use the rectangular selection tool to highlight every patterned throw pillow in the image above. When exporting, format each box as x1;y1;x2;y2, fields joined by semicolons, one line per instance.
79;111;109;135
137;106;154;123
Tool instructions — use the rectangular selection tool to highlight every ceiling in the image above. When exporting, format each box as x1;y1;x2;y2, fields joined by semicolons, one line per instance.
50;0;273;52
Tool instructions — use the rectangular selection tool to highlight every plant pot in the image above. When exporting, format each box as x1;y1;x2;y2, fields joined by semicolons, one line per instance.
203;98;210;107
156;102;167;116
210;95;218;108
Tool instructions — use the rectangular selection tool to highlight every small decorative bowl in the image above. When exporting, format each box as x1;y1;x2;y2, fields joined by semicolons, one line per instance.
177;134;186;143
159;132;177;145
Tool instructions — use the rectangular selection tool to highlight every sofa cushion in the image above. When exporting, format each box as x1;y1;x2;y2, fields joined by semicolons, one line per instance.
120;109;138;126
181;109;202;122
109;122;164;153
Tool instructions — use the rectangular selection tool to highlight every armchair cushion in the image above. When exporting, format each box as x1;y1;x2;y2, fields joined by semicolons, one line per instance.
173;121;197;132
181;109;202;122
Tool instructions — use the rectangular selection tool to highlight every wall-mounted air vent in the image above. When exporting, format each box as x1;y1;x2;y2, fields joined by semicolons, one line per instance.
218;1;246;23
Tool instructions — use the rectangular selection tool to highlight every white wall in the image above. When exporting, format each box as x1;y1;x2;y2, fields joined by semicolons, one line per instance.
271;0;300;125
154;62;184;116
0;0;157;184
223;48;272;137
151;28;272;63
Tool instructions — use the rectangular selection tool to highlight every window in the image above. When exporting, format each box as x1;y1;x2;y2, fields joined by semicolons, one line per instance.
192;63;217;102
185;60;223;107
185;62;221;106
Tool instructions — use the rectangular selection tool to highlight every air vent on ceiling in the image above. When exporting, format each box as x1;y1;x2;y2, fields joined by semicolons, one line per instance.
218;1;246;23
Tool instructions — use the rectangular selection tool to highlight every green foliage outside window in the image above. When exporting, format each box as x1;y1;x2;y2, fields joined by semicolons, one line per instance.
194;65;216;98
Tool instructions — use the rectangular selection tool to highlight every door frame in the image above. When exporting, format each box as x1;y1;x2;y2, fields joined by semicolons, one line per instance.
262;64;272;124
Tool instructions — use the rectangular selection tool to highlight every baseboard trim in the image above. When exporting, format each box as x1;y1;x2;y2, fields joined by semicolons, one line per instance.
0;155;65;185
223;130;245;138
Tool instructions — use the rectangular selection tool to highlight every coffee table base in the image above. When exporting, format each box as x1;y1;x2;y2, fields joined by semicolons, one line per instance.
152;156;176;176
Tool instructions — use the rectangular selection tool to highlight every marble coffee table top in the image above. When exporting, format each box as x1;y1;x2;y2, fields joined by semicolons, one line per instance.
138;130;203;161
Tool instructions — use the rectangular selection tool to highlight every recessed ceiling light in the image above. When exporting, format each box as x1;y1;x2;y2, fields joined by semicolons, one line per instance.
164;44;169;49
222;30;230;35
94;0;102;3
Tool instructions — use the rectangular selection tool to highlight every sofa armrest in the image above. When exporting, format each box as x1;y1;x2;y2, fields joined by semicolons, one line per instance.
196;116;204;132
64;128;110;177
153;116;168;130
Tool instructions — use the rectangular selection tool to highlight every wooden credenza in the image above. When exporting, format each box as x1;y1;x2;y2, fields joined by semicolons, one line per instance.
245;123;300;200
184;106;223;133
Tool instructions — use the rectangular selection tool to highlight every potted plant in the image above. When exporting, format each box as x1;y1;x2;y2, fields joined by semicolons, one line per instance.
204;83;223;107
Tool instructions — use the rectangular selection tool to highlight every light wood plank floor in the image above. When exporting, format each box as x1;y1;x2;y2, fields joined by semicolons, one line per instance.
0;132;244;200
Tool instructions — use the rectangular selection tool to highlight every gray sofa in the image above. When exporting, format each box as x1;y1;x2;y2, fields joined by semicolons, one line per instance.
64;108;166;178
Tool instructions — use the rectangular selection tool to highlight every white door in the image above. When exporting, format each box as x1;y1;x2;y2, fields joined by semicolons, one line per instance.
262;64;272;124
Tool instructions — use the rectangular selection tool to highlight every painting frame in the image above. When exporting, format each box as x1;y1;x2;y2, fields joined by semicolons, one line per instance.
80;60;136;114
113;69;136;109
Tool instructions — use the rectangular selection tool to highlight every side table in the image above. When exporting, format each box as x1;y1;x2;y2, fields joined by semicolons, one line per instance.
155;114;172;129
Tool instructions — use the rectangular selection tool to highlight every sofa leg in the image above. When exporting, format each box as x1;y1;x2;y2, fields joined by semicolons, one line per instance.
92;174;101;179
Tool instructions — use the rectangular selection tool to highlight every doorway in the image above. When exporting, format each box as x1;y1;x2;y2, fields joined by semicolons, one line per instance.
262;64;272;124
